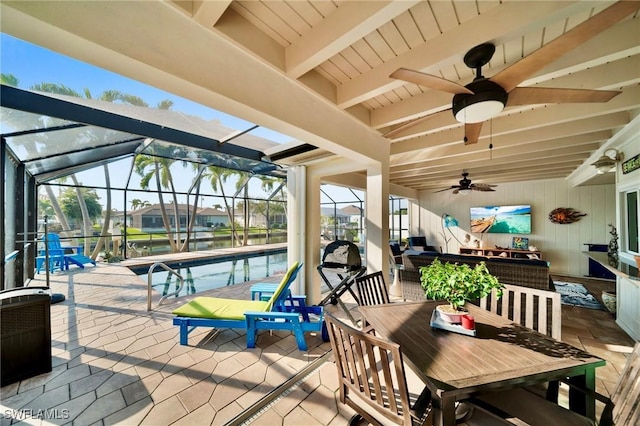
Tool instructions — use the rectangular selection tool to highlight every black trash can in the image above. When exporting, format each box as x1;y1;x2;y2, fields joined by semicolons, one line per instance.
1;287;52;387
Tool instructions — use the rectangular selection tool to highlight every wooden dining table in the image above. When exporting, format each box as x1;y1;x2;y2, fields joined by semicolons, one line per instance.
359;301;606;426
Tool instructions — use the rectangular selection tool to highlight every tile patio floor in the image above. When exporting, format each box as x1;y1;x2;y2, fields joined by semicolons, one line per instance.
1;249;636;426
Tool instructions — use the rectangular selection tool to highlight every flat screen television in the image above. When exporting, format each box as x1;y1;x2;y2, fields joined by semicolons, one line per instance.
470;205;532;234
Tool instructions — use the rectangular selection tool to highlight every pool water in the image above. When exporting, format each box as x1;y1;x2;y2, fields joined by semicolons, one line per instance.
148;251;289;297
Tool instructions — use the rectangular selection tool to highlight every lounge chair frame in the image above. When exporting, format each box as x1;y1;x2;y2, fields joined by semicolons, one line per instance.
173;263;328;351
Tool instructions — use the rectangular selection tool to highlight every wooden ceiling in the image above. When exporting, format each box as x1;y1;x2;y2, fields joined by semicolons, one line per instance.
2;1;639;194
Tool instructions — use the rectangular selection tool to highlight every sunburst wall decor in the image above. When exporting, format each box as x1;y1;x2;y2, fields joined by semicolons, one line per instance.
548;208;587;224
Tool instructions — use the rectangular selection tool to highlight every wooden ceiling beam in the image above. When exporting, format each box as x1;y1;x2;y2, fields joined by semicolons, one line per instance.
286;1;418;78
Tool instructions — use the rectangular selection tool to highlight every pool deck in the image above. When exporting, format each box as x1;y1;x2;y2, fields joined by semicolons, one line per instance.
120;242;288;271
2;245;358;426
1;245;635;425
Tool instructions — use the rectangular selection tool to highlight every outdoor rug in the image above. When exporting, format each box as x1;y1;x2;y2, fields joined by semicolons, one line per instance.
555;281;605;310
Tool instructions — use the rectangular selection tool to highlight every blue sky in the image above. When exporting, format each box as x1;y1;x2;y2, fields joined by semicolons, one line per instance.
0;33;291;143
1;33;364;205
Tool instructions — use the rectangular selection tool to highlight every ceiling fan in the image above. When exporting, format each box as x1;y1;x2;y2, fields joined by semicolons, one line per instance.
435;172;496;195
388;1;639;144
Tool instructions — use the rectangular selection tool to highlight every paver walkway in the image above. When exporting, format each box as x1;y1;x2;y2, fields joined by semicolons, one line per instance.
1;253;356;426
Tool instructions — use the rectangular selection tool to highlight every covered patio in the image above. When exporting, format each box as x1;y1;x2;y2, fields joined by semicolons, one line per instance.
1;252;634;425
1;1;639;424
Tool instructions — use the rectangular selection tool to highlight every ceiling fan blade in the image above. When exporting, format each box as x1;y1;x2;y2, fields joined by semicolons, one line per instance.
507;87;622;106
471;184;497;192
491;1;640;93
390;68;473;95
464;122;483;145
434;186;459;193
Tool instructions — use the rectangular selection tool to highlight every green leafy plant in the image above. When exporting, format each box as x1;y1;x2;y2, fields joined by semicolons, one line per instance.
420;258;503;311
103;251;123;263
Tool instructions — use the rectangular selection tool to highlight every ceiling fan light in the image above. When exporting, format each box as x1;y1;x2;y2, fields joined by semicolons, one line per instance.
452;79;508;123
454;100;505;123
593;157;615;174
591;149;621;174
458;188;472;195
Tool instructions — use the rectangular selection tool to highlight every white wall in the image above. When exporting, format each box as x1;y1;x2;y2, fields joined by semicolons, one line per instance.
410;178;616;276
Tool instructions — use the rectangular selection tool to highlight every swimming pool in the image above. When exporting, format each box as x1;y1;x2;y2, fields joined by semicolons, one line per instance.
145;250;289;297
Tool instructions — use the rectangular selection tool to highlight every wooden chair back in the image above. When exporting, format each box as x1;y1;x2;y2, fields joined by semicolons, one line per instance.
355;271;391;307
324;313;430;426
610;342;640;425
480;283;561;339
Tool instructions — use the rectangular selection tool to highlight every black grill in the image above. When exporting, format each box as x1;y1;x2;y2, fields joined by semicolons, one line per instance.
321;240;362;271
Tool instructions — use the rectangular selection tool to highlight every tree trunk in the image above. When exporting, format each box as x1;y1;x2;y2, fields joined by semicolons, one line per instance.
155;160;178;252
169;177;182;250
71;175;93;256
43;184;72;238
91;165;111;260
242;185;249;246
219;178;241;246
180;172;202;252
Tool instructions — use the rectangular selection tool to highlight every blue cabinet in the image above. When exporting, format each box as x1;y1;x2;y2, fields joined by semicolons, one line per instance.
584;244;616;280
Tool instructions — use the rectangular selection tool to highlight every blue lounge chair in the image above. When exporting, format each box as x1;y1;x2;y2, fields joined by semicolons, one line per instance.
172;262;327;351
35;233;66;273
36;233;96;273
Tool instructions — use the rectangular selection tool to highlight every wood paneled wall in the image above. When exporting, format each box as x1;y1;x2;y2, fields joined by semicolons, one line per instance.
411;178;616;276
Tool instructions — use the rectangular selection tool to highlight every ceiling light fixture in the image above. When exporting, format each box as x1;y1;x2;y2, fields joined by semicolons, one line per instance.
452;79;508;123
591;148;622;174
458;188;472;195
451;44;508;123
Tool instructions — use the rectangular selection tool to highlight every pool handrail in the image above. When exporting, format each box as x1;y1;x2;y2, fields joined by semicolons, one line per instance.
148;262;184;311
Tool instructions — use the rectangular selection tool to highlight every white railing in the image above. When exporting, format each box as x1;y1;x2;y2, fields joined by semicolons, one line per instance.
147;262;184;311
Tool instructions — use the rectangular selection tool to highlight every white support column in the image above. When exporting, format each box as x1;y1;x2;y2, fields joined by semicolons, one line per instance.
365;162;391;293
287;165;306;295
304;170;323;304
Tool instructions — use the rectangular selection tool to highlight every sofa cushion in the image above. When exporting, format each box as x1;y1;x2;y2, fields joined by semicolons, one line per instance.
489;257;549;268
440;254;489;264
389;242;403;257
403;250;441;257
173;297;269;320
407;236;428;250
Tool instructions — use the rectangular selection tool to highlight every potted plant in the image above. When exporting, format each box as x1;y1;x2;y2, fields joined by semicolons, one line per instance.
420;258;503;323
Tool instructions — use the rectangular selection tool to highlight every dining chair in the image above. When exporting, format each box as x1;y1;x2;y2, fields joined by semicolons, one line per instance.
479;283;561;339
324;313;432;426
472;342;640;426
355;271;391;307
480;283;562;401
326;312;515;426
355;271;391;332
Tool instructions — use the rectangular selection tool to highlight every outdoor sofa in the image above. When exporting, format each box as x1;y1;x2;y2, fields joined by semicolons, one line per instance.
400;252;554;301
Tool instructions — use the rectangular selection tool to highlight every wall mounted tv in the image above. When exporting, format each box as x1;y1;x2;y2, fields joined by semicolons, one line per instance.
470;205;532;234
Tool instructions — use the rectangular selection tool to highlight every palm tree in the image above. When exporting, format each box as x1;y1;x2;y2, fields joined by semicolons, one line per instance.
1;73;19;86
91;165;112;259
202;166;242;245
69;175;94;256
134;155;181;252
179;163;207;252
131;199;143;210
21;76;174;257
258;175;287;222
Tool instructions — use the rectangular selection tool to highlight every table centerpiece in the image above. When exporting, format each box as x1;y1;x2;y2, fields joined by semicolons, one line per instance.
420;258;503;324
